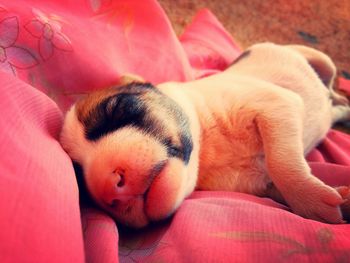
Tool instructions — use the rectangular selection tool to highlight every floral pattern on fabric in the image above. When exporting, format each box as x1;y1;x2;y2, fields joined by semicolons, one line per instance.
0;16;37;75
24;9;72;60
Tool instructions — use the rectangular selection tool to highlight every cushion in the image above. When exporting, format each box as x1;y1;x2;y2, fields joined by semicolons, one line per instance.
0;72;84;262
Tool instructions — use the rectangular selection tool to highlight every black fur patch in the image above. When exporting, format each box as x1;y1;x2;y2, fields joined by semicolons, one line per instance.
85;92;149;141
229;50;251;67
82;83;193;164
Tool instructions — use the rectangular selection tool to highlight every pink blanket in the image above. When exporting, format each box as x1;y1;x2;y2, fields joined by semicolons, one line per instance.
0;1;349;262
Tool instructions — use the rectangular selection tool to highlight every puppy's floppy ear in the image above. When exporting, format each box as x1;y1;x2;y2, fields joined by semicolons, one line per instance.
117;73;145;86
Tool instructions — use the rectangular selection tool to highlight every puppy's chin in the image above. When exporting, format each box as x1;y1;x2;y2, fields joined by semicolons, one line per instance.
104;196;150;228
83;127;194;228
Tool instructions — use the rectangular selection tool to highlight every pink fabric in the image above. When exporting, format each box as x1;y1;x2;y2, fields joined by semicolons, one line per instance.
339;77;350;95
0;72;84;262
82;208;119;263
144;191;350;262
180;9;241;78
0;0;193;111
0;0;349;262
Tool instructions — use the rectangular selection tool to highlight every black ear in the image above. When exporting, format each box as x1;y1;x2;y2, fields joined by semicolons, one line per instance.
104;95;119;115
103;92;146;125
84;92;148;141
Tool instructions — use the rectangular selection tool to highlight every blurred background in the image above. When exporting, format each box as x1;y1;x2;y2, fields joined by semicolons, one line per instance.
159;0;350;81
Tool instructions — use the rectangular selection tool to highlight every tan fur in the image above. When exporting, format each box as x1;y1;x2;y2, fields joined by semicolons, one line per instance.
60;43;350;228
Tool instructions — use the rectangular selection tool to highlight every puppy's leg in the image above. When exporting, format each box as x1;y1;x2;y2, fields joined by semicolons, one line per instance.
286;45;336;89
267;183;350;222
257;95;345;223
287;44;349;107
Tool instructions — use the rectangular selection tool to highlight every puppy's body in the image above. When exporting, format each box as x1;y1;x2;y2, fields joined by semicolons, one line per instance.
160;43;334;194
60;43;350;228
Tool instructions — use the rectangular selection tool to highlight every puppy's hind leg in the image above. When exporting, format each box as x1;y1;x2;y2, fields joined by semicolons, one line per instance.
257;93;345;223
287;44;336;89
288;44;350;106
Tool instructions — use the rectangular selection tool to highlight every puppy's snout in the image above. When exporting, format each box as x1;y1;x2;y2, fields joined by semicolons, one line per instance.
101;160;168;207
114;170;125;188
102;171;132;205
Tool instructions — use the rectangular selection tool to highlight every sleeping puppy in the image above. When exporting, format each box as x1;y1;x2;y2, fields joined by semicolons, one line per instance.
60;43;350;228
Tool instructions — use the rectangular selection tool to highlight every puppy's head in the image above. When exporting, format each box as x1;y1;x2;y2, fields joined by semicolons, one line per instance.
60;81;197;228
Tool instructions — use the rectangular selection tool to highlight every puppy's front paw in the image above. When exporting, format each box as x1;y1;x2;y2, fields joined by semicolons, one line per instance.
285;183;345;224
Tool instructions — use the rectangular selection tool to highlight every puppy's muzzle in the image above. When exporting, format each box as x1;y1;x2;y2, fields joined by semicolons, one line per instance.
101;160;168;207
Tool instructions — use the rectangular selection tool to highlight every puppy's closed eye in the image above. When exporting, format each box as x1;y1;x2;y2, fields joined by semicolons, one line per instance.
162;138;190;162
168;145;182;158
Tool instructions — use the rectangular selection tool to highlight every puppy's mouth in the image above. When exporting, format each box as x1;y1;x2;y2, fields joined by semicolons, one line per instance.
145;159;169;188
101;159;170;227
